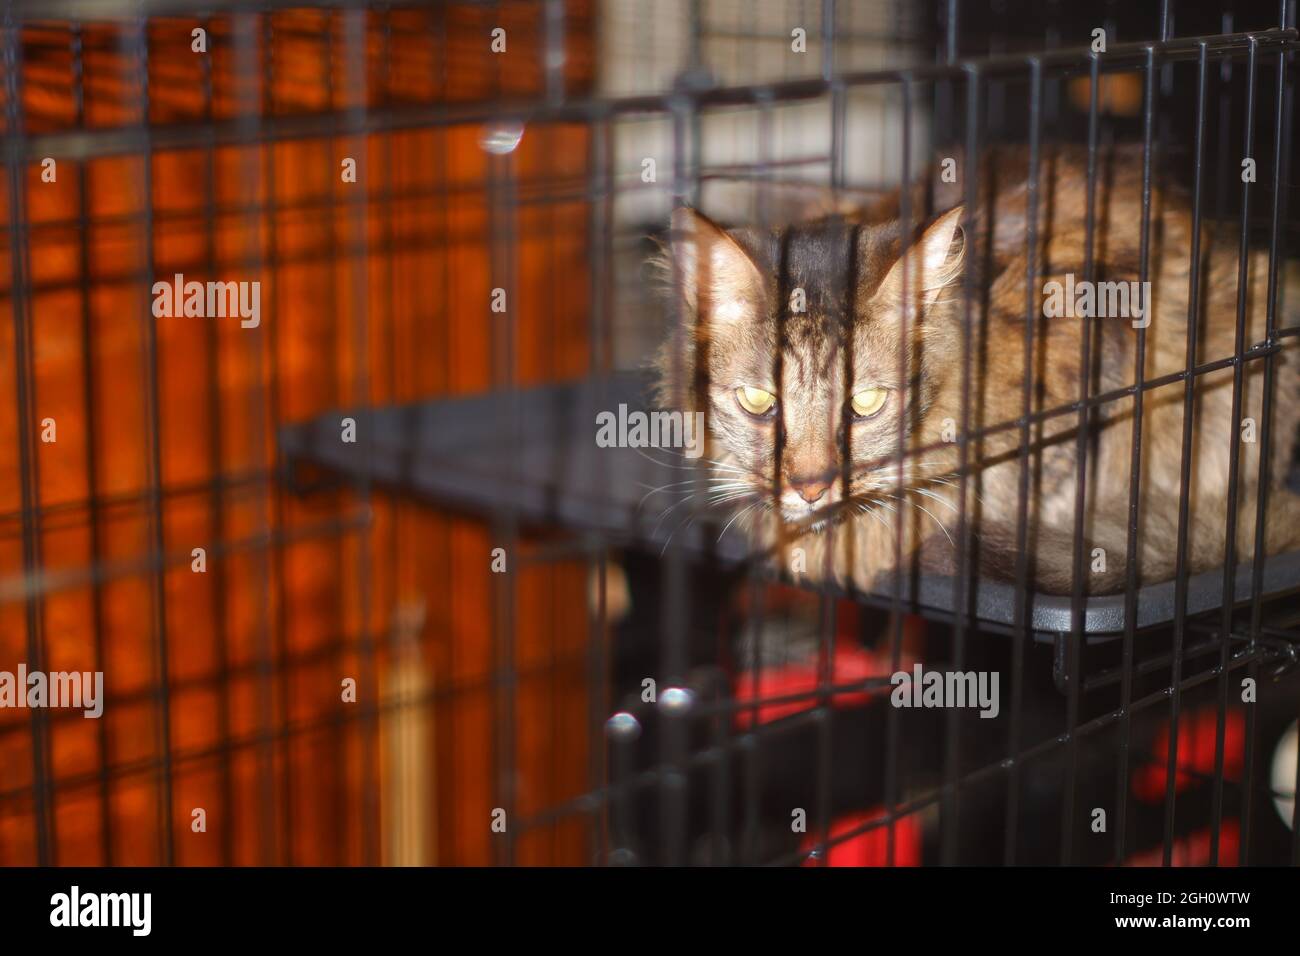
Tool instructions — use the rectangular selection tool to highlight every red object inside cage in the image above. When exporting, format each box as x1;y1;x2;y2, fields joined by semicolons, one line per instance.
1132;708;1245;803
800;809;923;867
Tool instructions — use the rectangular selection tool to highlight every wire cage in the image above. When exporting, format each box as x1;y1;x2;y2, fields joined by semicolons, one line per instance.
1;0;1298;869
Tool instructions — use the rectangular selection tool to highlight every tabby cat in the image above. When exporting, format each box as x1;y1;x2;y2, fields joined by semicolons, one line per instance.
653;145;1300;596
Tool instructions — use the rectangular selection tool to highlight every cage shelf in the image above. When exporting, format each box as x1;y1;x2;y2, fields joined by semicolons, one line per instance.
279;372;1300;642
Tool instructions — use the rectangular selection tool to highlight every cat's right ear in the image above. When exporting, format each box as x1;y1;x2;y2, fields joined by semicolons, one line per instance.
667;207;766;325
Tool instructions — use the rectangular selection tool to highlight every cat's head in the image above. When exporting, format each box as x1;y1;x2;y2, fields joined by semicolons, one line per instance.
653;205;967;528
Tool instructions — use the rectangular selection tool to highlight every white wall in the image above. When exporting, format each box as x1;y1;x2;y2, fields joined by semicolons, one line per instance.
594;1;933;366
598;0;932;227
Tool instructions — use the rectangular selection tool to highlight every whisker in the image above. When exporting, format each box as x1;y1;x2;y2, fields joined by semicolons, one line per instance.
656;482;756;548
636;479;699;509
716;498;764;543
650;492;703;536
874;496;902;515
708;490;759;506
700;460;750;475
909;485;959;514
629;446;744;475
904;498;955;548
641;477;752;520
854;500;893;533
659;502;712;555
629;446;695;471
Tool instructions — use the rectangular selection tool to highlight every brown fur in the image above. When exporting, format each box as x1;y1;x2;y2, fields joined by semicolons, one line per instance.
653;144;1300;596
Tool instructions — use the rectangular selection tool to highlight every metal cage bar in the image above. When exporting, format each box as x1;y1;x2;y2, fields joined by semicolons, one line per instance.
0;0;1297;870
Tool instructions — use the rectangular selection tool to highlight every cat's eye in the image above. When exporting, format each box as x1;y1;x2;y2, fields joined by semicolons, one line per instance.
850;387;888;418
736;386;777;417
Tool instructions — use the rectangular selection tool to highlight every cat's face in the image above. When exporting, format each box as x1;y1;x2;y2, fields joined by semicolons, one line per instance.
656;206;966;528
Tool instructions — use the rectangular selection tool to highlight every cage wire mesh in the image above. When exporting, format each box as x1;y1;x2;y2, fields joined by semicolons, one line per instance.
0;0;1298;868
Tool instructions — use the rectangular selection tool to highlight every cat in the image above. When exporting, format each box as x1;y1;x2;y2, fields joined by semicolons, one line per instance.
652;144;1300;597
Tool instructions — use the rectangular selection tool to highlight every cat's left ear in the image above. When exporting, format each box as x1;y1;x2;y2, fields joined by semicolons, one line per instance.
879;204;966;312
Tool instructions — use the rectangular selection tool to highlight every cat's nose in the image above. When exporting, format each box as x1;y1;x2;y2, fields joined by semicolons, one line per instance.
789;474;834;504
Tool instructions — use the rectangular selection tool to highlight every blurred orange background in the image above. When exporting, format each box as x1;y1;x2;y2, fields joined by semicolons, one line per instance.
0;2;602;866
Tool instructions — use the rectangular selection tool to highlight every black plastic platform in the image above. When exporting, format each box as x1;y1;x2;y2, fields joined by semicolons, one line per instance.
279;372;1300;639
